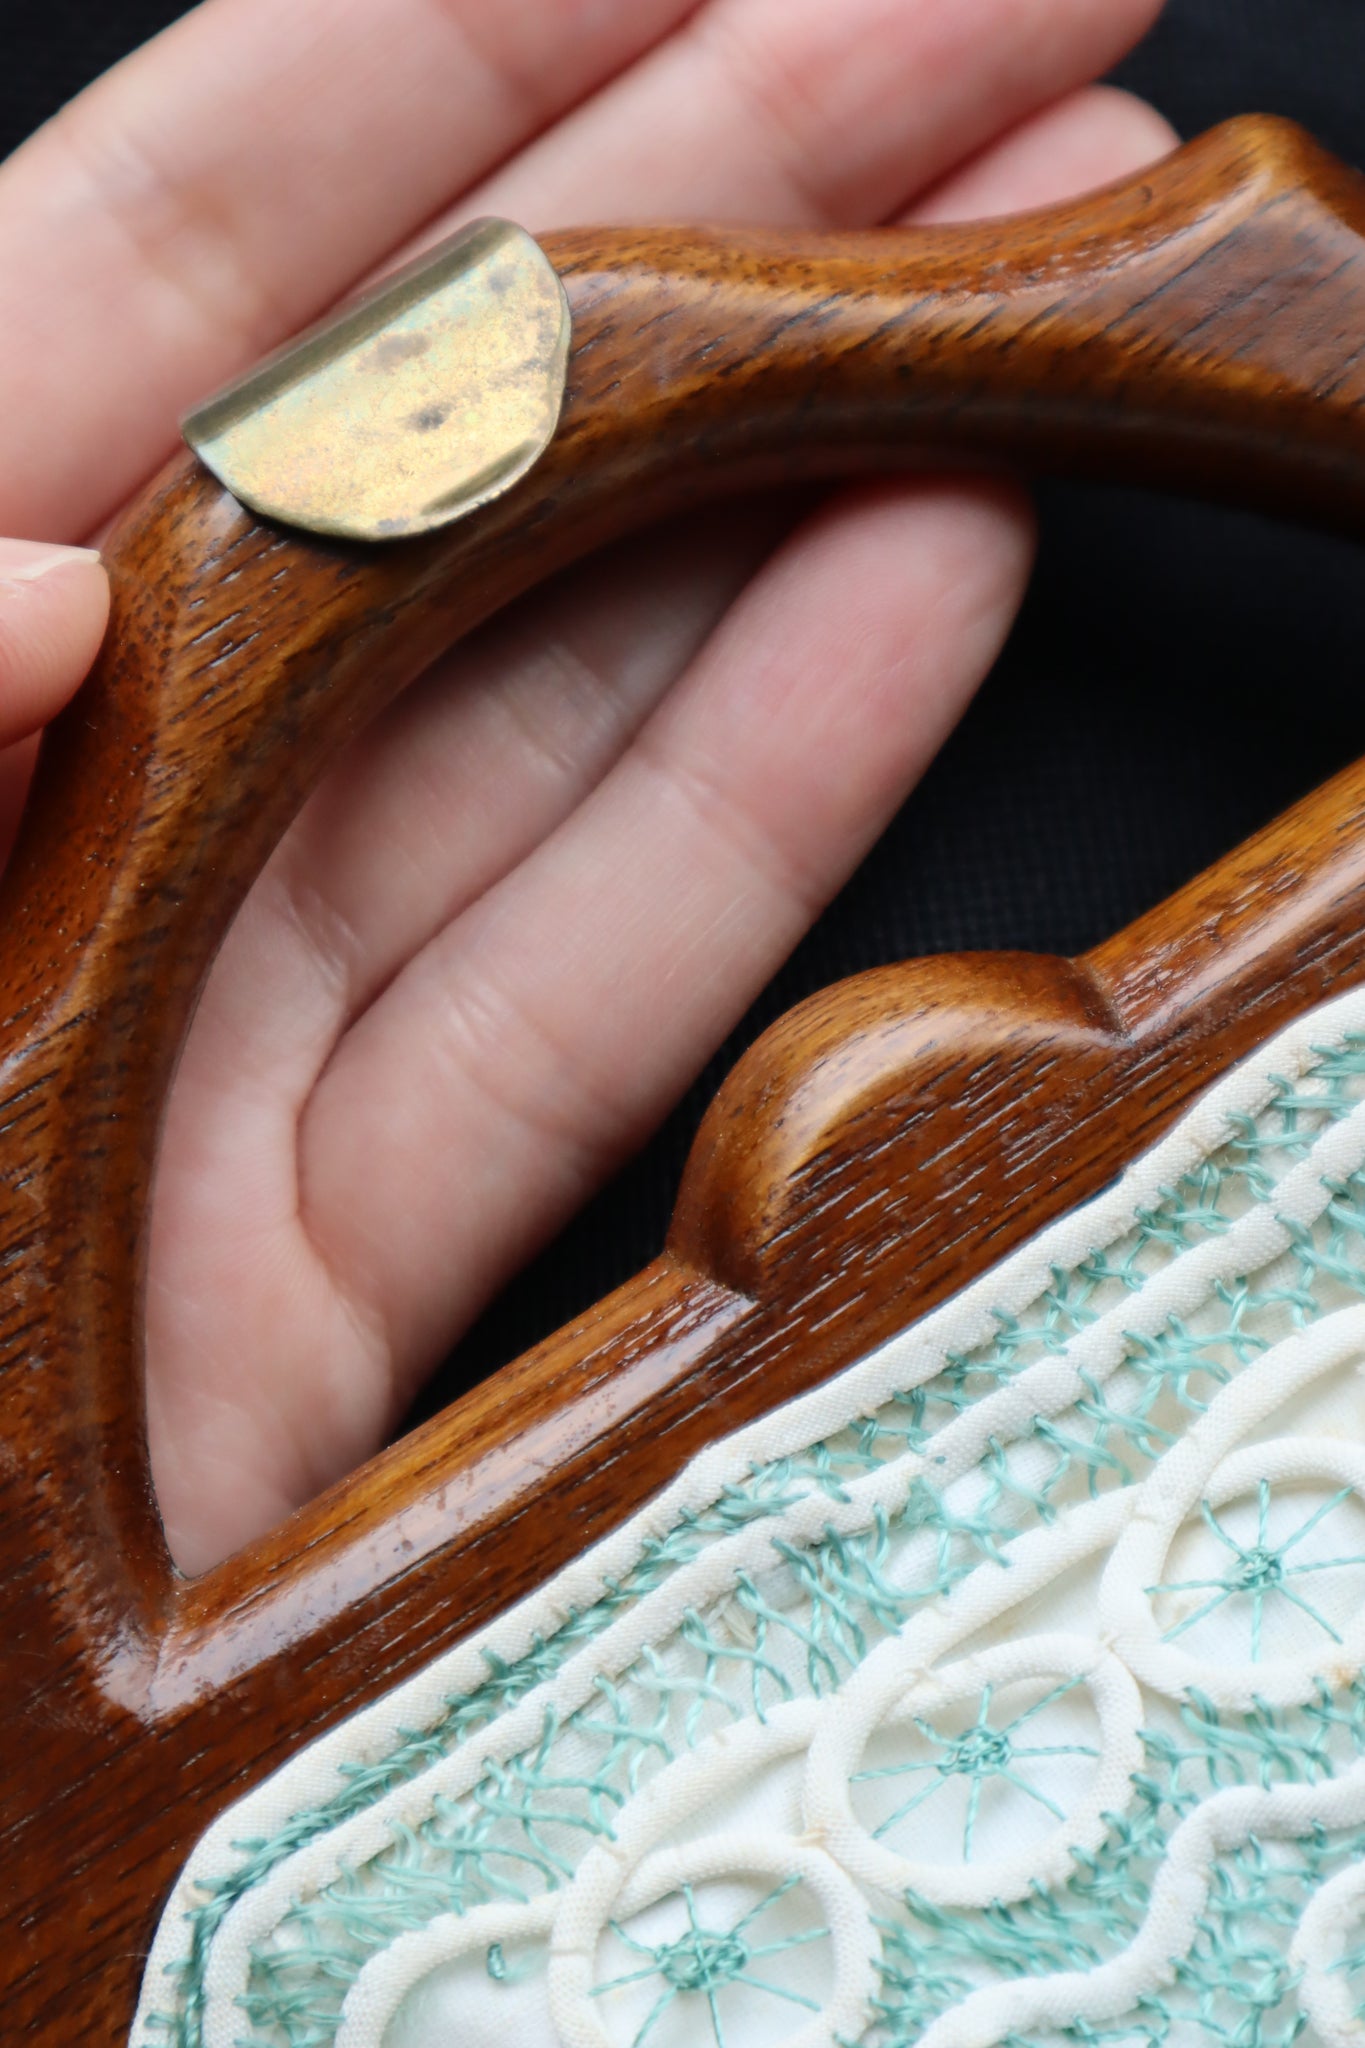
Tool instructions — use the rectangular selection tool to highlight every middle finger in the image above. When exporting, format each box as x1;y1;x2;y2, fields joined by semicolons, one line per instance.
469;0;1165;228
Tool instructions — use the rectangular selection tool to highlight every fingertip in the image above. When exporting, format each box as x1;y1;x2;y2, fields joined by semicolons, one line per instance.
0;539;110;746
799;473;1038;646
911;85;1180;225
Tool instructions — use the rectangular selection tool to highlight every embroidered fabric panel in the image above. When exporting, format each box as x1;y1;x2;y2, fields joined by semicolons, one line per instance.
134;989;1365;2048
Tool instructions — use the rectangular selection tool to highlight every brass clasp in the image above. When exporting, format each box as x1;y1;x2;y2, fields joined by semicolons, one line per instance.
182;219;570;543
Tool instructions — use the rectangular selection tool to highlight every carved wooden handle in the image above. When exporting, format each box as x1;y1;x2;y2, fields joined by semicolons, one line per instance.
6;112;1365;2037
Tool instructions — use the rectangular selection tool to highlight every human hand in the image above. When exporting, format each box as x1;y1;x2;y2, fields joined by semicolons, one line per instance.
0;0;1175;1571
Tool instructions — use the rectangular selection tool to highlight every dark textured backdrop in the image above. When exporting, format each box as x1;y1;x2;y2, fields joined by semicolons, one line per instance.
3;1;1363;1420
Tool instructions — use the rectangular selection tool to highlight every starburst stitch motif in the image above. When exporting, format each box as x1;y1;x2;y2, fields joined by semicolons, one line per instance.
851;1676;1098;1860
1149;1480;1365;1661
592;1877;830;2048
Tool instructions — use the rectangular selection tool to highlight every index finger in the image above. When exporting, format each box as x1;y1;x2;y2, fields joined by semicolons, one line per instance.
0;0;700;539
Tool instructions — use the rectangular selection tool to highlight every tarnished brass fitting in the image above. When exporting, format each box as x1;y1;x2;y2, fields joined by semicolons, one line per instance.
183;219;570;543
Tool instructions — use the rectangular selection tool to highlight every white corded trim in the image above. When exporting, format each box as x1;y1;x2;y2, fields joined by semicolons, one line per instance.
914;1757;1365;2048
549;1833;876;2048
334;1893;559;2048
802;1492;1133;1886
338;1706;881;2048
133;986;1365;2048
1108;1430;1365;1710
1291;1854;1365;2048
200;1089;1365;2037
809;1632;1142;1906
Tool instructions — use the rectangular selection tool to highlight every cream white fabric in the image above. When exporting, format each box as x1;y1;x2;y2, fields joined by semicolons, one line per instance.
133;987;1365;2048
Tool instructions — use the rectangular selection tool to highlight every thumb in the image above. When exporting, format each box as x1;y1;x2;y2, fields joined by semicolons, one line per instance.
0;538;109;749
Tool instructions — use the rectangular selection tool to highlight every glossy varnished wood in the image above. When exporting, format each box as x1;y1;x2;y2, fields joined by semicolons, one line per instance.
3;115;1365;2036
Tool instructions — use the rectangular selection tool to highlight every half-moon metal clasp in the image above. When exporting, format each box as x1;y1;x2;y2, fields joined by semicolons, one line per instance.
182;218;571;543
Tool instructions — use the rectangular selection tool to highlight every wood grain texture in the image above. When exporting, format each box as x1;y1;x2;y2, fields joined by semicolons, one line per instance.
1;114;1364;2037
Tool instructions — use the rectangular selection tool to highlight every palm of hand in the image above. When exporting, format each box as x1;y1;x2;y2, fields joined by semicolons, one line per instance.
0;0;1172;1570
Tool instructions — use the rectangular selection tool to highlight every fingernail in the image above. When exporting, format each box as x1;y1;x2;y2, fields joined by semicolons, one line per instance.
0;540;102;583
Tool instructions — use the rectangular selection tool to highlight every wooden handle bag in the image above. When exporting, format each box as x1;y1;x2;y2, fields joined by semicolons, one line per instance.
5;113;1365;2039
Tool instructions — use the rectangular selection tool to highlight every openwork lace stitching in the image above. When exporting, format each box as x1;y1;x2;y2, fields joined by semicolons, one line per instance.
133;1009;1365;2048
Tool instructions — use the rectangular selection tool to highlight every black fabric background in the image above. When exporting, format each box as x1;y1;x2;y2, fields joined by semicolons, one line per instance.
2;0;1363;1422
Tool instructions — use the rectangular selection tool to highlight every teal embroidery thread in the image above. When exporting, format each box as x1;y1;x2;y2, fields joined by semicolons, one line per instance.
137;1026;1365;2048
591;1877;829;2047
